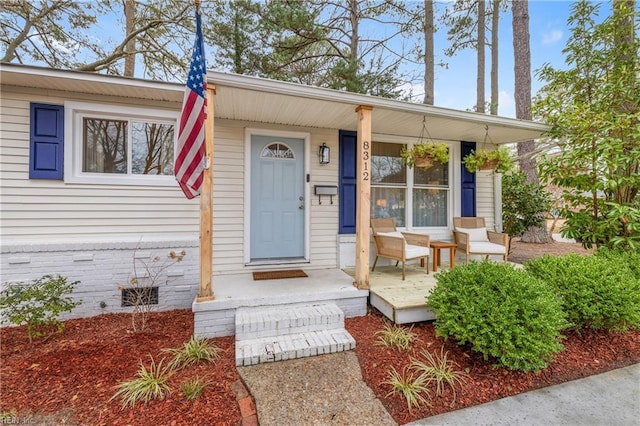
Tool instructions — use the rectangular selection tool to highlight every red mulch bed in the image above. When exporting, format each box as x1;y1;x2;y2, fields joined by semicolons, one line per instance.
0;310;241;425
2;241;639;424
346;312;640;424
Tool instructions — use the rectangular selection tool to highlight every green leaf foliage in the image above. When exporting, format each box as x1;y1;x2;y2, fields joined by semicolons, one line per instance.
428;262;568;371
502;171;553;237
462;146;514;173
526;252;640;331
534;1;640;250
0;275;81;343
400;143;450;168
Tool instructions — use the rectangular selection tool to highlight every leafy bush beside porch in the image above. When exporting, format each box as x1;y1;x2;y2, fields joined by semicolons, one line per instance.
525;251;640;332
428;262;568;372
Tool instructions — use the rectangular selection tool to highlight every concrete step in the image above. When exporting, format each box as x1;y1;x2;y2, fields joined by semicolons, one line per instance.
235;303;344;341
235;328;356;366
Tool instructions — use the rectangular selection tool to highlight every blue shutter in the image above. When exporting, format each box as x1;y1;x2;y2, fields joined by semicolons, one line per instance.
30;103;64;180
460;141;476;217
339;130;357;234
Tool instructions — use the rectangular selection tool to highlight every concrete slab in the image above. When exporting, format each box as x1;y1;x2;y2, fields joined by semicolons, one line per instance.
408;364;640;426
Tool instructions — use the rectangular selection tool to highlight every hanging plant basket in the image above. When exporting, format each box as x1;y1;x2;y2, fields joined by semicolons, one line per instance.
463;126;515;173
400;117;449;169
415;155;435;168
479;158;499;170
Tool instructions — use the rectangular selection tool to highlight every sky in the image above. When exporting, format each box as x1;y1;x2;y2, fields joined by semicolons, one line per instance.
95;0;588;120
405;0;581;118
11;1;611;120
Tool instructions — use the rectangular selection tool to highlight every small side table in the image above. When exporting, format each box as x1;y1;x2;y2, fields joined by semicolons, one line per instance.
431;241;457;272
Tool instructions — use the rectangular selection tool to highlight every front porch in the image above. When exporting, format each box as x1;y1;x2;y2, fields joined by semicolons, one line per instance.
193;259;450;340
192;268;368;338
345;262;443;324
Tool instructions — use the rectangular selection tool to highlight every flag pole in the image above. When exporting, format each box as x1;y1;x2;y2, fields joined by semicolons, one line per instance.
196;0;214;302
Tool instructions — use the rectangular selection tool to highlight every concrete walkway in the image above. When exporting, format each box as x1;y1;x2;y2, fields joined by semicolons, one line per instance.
238;351;396;426
409;363;640;426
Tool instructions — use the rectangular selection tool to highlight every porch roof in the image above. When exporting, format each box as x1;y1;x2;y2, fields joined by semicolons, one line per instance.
1;63;548;144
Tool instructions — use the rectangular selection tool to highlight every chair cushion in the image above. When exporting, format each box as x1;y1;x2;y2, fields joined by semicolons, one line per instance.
468;241;506;254
377;231;404;238
405;244;430;259
456;227;489;242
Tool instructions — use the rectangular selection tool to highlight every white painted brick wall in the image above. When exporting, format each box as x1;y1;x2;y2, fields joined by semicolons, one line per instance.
193;308;236;338
1;239;199;322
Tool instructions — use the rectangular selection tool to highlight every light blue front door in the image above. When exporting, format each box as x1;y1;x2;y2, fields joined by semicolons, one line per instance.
250;135;305;260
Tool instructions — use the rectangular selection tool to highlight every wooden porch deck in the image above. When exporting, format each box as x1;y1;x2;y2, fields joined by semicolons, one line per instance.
345;262;450;324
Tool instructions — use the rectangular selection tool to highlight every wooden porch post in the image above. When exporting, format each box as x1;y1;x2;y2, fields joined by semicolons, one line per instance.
354;105;373;290
197;86;216;302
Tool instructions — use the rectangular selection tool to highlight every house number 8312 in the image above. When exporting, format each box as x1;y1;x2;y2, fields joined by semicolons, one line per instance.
362;140;370;181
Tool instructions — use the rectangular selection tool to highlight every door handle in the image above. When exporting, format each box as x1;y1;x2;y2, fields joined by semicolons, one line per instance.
298;204;304;210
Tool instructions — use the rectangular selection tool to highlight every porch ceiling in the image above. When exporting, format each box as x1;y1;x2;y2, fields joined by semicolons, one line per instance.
0;64;549;144
210;71;549;145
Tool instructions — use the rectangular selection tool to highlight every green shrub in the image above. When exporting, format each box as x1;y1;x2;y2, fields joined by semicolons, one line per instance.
502;171;552;238
428;262;568;371
0;275;81;343
594;248;640;280
526;253;640;331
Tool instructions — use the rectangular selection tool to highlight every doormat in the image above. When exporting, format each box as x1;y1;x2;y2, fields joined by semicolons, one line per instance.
253;269;308;280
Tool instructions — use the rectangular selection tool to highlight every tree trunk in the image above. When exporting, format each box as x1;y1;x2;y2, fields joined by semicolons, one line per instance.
476;0;486;113
612;0;638;205
124;0;136;77
490;0;499;115
423;0;435;105
512;0;550;243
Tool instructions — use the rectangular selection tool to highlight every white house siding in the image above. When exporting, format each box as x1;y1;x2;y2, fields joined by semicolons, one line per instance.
1;88;343;320
476;171;496;230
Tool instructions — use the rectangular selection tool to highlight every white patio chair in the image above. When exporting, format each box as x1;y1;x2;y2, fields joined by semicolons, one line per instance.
452;217;509;264
371;218;430;280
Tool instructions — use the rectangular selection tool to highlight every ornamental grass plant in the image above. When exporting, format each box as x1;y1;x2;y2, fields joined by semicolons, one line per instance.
111;356;172;408
384;367;431;412
375;322;418;350
163;336;222;370
409;347;468;402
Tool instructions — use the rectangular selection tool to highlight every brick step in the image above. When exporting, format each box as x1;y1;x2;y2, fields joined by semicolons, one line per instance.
235;303;344;341
235;328;356;366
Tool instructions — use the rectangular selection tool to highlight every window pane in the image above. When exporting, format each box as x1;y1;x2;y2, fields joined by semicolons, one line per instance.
83;118;127;173
372;142;406;184
413;189;448;227
414;160;448;186
372;187;406;227
261;143;294;159
131;122;175;175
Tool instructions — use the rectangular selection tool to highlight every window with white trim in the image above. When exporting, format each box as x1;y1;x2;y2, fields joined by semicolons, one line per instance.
65;102;178;185
371;141;450;228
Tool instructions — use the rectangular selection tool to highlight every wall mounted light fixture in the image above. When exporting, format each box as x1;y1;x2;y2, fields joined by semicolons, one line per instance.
319;143;330;165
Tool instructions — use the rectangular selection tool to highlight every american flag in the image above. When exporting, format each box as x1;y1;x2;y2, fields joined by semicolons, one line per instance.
174;7;207;199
